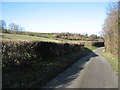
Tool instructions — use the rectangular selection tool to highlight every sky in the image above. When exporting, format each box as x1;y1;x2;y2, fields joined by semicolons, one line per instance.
1;1;110;35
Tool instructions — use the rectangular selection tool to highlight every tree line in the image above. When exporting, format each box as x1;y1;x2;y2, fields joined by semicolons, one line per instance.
53;33;103;41
0;20;24;33
1;20;103;41
102;2;119;57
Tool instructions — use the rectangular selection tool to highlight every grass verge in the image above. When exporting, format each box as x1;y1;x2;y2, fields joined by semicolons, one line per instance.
85;46;99;50
101;52;118;73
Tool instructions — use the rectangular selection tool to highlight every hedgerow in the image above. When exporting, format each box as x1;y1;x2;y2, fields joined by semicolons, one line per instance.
2;40;84;70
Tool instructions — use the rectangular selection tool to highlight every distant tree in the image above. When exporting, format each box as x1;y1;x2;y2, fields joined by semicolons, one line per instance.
9;23;19;31
0;20;7;32
85;33;88;36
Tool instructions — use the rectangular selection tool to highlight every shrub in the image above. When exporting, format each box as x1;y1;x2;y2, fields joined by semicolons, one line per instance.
2;40;84;70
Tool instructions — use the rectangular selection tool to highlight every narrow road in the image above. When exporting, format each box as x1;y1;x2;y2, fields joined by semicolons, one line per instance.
43;47;118;88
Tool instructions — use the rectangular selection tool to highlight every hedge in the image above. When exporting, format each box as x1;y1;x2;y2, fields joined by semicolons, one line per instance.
85;42;104;47
2;40;84;70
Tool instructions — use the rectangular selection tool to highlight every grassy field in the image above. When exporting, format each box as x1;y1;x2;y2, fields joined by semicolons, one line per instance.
1;33;91;43
101;52;118;73
1;33;59;42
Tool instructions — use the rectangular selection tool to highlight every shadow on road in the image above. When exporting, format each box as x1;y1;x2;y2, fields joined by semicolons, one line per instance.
43;48;99;88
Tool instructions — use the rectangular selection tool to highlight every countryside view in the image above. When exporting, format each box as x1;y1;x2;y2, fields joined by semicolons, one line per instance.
1;1;119;88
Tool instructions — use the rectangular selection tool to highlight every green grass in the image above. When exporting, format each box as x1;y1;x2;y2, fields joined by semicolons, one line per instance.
2;33;92;43
101;52;118;73
2;33;58;42
85;46;99;50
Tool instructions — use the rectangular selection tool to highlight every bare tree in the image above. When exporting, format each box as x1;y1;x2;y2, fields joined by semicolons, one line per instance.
0;20;6;32
9;23;19;31
102;2;119;57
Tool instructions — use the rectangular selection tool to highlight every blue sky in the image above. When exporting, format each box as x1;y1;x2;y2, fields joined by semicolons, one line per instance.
2;2;110;35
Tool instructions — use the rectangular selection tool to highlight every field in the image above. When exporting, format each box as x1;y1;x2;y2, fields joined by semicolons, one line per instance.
1;33;92;43
1;33;58;42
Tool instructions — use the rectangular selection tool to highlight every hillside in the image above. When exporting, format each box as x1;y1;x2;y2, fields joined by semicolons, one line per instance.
1;33;91;43
1;33;59;42
1;31;103;43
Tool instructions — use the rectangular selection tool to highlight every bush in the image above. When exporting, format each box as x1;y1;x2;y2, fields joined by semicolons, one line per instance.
2;40;84;70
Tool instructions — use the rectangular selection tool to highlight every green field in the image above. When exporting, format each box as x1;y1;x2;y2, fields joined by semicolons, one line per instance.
1;33;91;43
1;33;59;42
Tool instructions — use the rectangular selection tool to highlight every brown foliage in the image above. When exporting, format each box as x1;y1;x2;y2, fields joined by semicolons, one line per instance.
102;2;119;57
53;33;101;41
2;40;84;70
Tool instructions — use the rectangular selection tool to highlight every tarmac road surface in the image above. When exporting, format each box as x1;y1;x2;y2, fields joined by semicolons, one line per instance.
43;47;118;88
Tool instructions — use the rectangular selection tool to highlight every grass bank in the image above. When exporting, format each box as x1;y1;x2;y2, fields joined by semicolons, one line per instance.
101;52;118;73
